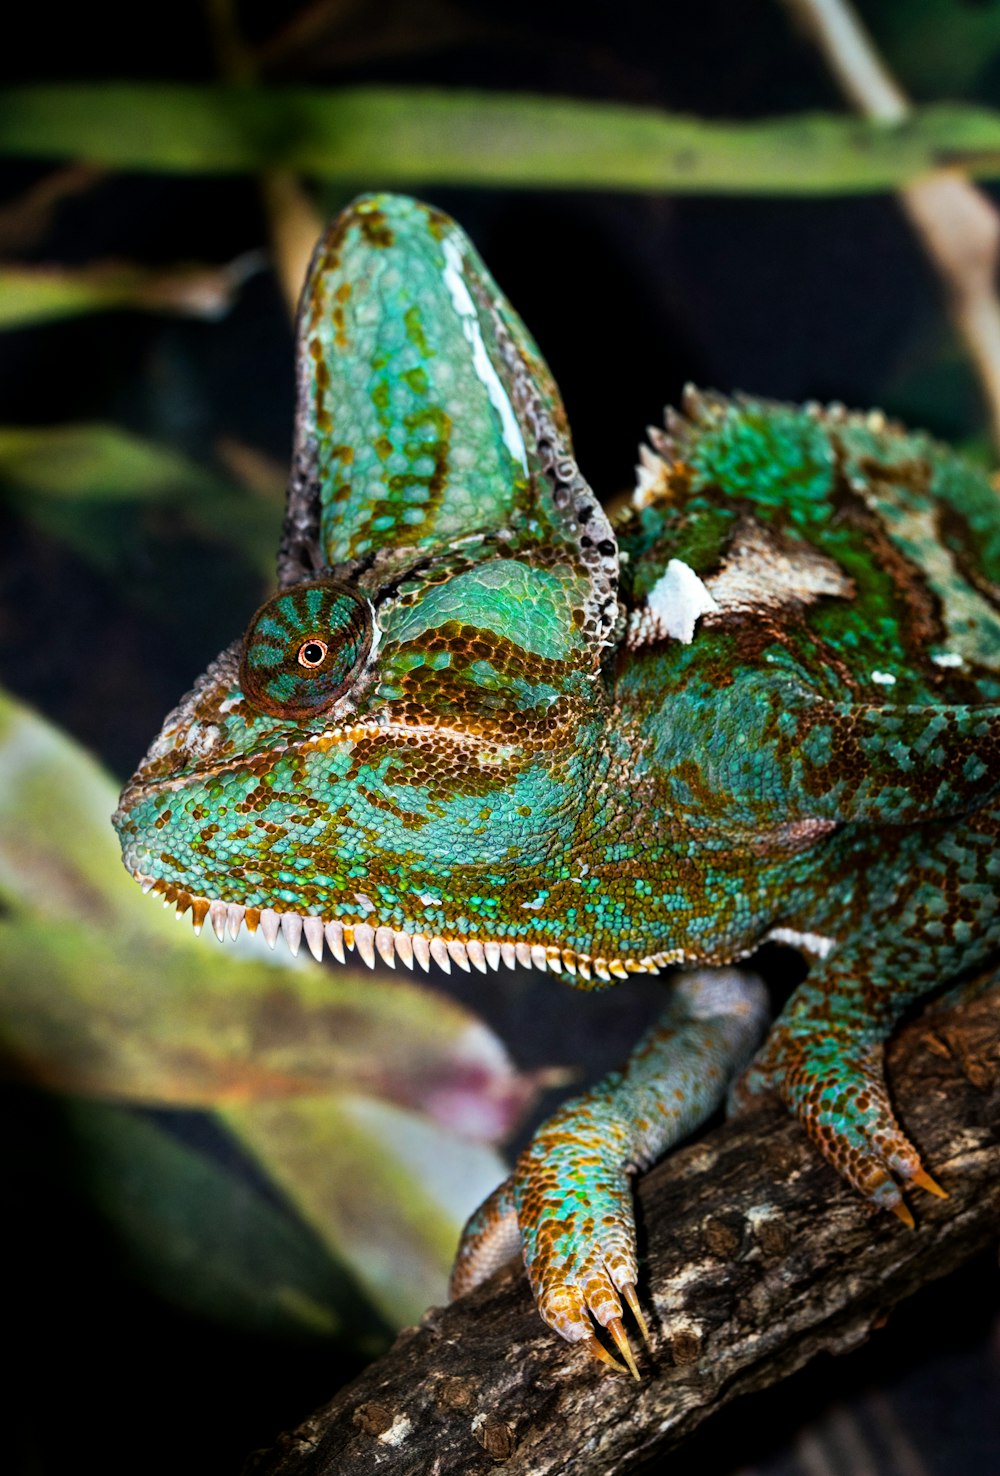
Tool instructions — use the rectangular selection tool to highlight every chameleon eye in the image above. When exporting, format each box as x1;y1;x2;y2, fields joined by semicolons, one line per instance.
240;580;373;718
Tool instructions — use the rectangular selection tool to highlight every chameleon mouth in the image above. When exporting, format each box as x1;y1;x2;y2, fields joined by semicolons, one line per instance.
131;869;669;983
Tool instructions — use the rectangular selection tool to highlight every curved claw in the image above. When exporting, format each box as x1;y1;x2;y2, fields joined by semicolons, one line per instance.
886;1165;948;1226
910;1167;948;1199
582;1333;630;1376
889;1198;916;1229
606;1317;641;1380
621;1283;652;1349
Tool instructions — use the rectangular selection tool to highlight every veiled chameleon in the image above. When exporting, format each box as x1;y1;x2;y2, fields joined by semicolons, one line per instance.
114;194;1000;1376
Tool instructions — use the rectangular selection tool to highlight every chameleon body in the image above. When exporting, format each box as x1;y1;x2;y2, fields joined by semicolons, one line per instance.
114;194;1000;1374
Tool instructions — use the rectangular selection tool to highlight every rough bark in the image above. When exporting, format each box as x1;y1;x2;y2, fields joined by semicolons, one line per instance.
248;979;1000;1476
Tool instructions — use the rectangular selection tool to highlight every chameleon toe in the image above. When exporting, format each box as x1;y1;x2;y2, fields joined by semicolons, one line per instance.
743;1016;945;1221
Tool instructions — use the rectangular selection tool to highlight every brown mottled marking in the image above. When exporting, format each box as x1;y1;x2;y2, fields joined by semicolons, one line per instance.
356;205;395;249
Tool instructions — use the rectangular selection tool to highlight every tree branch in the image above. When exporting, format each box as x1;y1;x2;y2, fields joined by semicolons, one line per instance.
247;978;1000;1476
781;0;1000;450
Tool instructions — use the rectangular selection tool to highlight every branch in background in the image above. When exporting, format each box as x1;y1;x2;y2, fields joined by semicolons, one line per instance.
0;162;104;253
260;171;324;319
0;254;264;329
207;0;323;318
5;86;1000;194
246;980;1000;1476
781;0;1000;450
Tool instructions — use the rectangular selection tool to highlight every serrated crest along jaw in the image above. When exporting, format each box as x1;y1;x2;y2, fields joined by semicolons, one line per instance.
128;868;675;980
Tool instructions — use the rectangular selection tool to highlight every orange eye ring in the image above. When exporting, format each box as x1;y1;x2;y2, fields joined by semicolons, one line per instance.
297;637;328;668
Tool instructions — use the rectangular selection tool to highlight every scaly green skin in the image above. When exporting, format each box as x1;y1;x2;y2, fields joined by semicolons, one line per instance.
114;194;1000;1372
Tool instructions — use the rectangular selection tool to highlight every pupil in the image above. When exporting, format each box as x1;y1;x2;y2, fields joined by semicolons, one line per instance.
299;640;327;667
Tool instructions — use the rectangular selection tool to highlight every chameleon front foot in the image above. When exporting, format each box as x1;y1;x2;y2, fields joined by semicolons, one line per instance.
450;1124;652;1376
450;970;769;1374
733;1031;948;1224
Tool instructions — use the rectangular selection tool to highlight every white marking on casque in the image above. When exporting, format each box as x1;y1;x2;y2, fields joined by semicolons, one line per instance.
932;651;964;668
365;597;383;662
766;926;835;960
629;559;719;646
871;670;896;686
441;235;528;472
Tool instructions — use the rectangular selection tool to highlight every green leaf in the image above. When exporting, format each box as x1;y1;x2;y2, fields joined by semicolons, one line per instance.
0;423;279;575
224;1094;507;1326
0;258;261;330
1;85;1000;193
0;423;222;500
61;1095;390;1344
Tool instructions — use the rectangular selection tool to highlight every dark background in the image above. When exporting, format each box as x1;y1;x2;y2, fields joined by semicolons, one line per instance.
2;3;999;1473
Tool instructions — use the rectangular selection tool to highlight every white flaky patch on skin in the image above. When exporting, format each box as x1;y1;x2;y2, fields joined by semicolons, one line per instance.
627;516;854;650
765;925;836;960
704;517;853;616
628;559;719;647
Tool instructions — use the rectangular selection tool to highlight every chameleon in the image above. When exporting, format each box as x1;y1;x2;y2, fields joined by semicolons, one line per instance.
114;193;1000;1378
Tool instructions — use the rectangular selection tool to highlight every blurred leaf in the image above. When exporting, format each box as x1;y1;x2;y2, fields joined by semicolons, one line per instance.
225;1094;506;1325
216;435;287;499
2;85;1000;192
0;423;279;575
867;0;1000;99
0;423;222;499
0;914;533;1136
0;162;103;253
0;255;264;330
62;1095;390;1345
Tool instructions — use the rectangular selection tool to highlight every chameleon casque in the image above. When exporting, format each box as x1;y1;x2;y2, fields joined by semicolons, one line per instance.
114;194;1000;1377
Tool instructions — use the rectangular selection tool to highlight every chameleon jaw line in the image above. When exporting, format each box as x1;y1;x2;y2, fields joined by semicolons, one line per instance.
130;868;673;980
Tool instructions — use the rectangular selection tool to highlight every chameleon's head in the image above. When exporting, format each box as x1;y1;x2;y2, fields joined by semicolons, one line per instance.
115;196;625;980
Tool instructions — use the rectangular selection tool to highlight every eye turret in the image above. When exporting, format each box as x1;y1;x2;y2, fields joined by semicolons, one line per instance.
240;579;373;718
